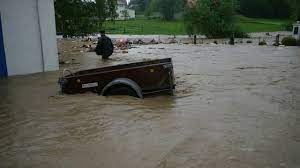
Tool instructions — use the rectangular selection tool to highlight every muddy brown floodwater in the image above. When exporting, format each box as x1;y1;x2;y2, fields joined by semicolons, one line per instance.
1;40;300;168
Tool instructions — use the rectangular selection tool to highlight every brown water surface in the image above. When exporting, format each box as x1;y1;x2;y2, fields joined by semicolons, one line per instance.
0;41;300;168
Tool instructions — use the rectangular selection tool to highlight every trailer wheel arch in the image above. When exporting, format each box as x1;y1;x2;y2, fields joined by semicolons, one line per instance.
101;78;143;98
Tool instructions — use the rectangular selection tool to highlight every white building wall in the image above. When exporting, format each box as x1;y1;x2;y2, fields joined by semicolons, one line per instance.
293;22;300;40
0;0;58;76
37;0;59;72
116;6;135;20
128;9;135;19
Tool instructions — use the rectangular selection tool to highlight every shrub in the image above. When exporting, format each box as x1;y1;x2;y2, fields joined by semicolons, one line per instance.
282;22;293;31
281;36;297;46
259;40;267;46
246;40;253;43
184;0;240;38
234;28;250;38
297;39;300;46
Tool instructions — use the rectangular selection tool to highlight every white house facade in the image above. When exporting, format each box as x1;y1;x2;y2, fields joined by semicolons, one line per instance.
0;0;58;77
116;0;135;20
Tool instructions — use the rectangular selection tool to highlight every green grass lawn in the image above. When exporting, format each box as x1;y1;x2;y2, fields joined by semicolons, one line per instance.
237;15;288;33
104;18;185;35
103;15;288;35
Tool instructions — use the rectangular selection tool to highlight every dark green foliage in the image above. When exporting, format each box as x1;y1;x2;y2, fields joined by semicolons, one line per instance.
259;40;267;45
144;0;159;17
282;21;294;31
131;0;183;20
239;0;291;18
94;0;117;27
95;0;106;24
106;0;118;20
158;0;183;20
289;0;300;20
129;0;149;12
55;0;92;36
233;27;250;38
184;0;241;38
281;36;297;46
121;10;130;20
297;39;300;46
55;0;117;37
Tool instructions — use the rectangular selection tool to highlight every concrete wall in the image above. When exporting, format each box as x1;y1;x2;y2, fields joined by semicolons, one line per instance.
293;22;300;40
0;0;58;76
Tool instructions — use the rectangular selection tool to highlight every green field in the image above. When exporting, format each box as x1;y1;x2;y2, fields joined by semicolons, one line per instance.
103;15;288;35
104;18;185;35
237;15;288;33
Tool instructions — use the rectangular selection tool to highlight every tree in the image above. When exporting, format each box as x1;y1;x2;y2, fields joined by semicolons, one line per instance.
270;0;291;18
144;0;159;17
105;0;118;21
55;0;117;37
158;0;183;20
95;0;117;27
239;0;291;18
121;10;130;20
288;0;300;20
129;0;149;13
95;0;106;24
184;0;238;38
55;0;99;37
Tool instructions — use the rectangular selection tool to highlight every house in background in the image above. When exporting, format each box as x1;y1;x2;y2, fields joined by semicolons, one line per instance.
116;0;135;20
0;0;58;77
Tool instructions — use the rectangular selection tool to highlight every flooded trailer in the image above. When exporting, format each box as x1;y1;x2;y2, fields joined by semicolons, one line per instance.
58;58;175;98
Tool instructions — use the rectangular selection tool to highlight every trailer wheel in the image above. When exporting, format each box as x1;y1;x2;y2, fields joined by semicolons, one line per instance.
101;78;143;98
104;84;139;98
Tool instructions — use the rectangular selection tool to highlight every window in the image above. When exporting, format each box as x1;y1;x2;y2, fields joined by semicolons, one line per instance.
294;27;299;35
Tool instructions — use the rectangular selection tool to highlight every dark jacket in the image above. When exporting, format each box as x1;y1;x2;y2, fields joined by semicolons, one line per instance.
95;35;114;59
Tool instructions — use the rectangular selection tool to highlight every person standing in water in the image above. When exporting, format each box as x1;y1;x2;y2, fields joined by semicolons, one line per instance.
95;30;114;59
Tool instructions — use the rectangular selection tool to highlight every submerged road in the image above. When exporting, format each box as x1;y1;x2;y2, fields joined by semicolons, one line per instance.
0;41;300;168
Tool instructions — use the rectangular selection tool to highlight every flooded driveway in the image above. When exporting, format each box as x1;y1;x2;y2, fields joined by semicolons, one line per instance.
0;41;300;168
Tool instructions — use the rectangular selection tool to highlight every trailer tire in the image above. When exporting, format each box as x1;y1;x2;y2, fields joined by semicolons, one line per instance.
104;85;138;97
101;78;143;98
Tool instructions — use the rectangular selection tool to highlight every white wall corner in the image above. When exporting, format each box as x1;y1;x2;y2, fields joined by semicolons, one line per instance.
37;0;59;72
